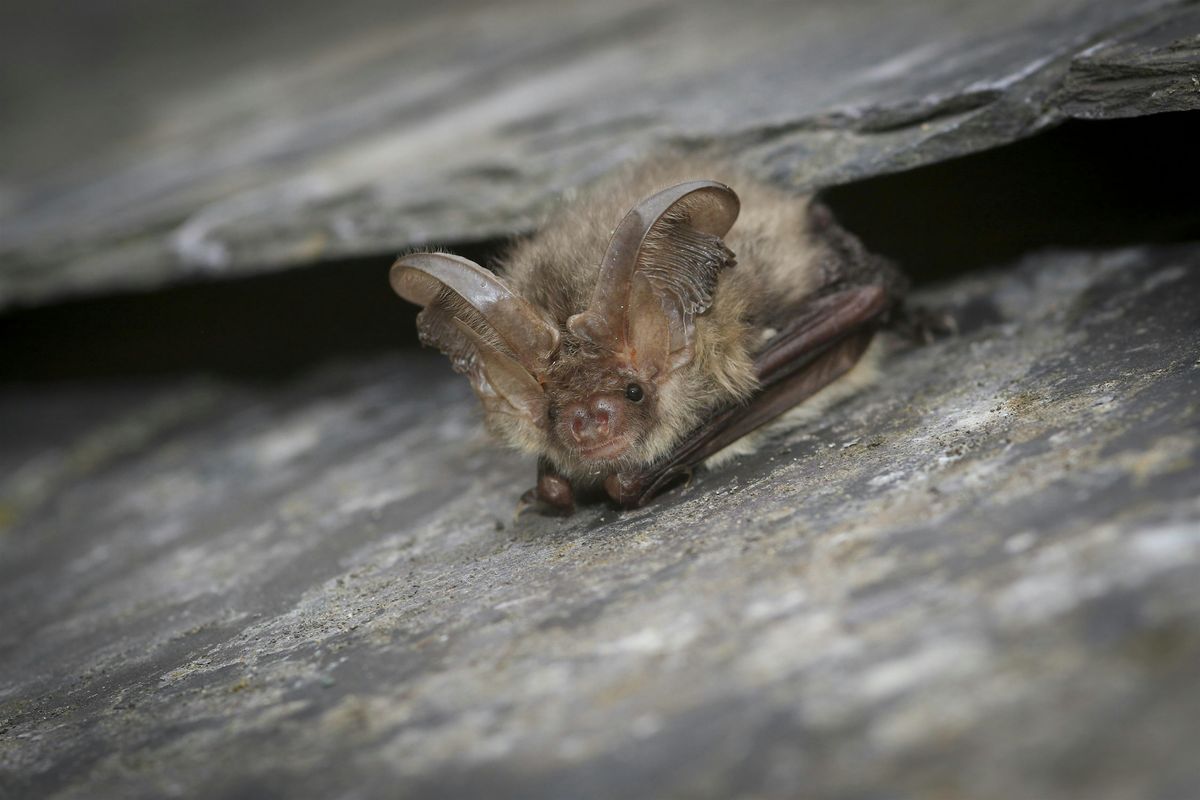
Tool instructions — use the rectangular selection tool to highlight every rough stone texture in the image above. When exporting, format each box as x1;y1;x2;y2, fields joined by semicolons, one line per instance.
3;1;1200;796
2;243;1198;799
2;0;1200;308
1056;3;1200;119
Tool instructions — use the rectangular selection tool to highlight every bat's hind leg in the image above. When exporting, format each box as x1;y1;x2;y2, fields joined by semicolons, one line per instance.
516;457;577;518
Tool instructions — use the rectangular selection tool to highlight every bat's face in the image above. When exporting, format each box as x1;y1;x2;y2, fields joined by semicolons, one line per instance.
391;180;740;480
541;347;658;469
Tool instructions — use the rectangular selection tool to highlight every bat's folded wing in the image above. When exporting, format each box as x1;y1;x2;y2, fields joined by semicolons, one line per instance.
606;283;891;508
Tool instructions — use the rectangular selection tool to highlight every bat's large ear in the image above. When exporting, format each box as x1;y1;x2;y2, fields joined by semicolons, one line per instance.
567;180;739;376
391;253;559;426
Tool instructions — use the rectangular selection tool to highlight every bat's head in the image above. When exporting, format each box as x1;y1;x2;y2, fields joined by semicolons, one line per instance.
391;180;740;479
538;338;660;470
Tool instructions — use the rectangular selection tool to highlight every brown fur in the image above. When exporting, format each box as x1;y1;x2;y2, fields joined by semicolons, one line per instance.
484;154;830;484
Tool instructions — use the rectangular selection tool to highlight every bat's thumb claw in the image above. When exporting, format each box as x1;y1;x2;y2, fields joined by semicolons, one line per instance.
680;466;695;489
514;488;537;522
514;484;576;519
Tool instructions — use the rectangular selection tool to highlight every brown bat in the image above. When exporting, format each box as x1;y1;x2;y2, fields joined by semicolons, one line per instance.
390;157;906;514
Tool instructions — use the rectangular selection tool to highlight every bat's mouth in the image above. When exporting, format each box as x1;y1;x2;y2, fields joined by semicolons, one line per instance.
576;436;632;462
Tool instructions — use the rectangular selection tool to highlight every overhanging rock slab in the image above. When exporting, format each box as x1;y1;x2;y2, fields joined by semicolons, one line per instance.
2;0;1199;307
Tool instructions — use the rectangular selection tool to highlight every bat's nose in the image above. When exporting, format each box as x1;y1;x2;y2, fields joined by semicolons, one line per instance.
568;395;618;445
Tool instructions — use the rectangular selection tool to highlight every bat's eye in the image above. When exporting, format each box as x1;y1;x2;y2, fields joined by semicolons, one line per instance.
625;383;644;403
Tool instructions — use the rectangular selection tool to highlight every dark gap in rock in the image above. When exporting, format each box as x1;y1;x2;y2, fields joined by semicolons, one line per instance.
3;111;1198;385
822;111;1200;282
0;241;500;384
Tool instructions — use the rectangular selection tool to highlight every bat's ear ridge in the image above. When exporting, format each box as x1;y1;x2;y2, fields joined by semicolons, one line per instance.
391;252;557;427
568;180;739;373
391;252;560;374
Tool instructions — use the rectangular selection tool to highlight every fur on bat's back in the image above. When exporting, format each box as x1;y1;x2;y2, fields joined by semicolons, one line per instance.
498;154;826;408
500;154;822;326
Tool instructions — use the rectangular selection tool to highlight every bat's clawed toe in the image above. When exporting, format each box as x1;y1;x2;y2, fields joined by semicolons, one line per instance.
515;488;576;519
515;467;577;518
514;488;537;521
897;305;958;344
679;466;696;490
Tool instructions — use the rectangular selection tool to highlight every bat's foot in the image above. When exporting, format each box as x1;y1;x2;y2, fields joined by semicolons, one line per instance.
515;468;576;518
897;305;957;345
604;473;645;509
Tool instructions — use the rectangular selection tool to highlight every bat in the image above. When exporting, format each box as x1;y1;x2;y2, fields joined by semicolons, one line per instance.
390;156;906;514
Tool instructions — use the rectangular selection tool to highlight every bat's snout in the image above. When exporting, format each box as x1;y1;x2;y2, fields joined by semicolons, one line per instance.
563;394;629;461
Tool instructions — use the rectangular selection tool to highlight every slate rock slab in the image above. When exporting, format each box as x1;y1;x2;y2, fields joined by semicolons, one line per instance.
2;0;1199;308
2;243;1198;798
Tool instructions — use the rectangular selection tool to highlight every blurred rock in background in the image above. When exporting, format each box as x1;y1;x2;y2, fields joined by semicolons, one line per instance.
1;1;1199;798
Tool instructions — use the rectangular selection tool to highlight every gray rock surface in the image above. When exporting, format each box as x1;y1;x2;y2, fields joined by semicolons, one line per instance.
3;0;1199;308
3;243;1198;798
